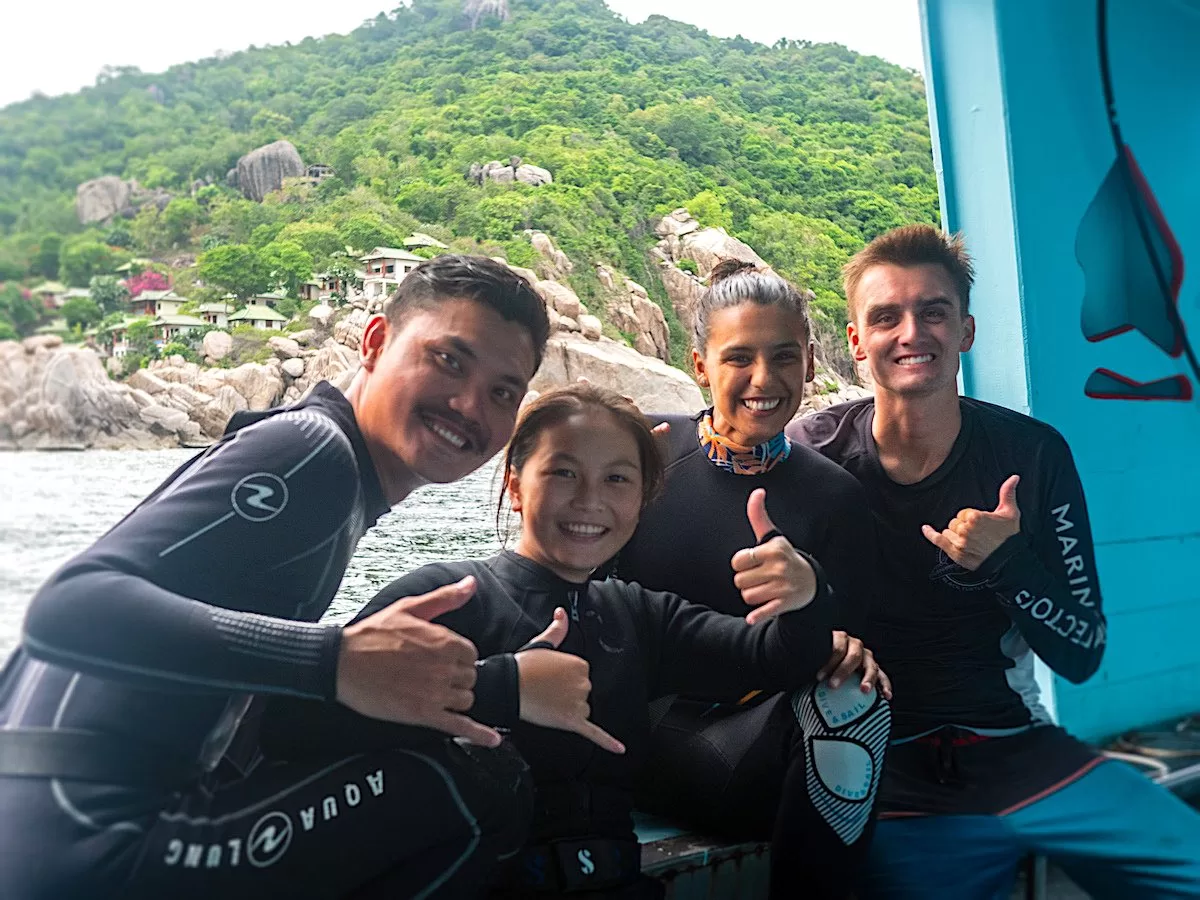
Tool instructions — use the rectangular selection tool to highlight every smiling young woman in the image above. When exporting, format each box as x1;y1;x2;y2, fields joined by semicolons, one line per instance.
612;260;892;898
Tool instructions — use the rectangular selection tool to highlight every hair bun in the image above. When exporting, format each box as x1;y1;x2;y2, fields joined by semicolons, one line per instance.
708;258;760;285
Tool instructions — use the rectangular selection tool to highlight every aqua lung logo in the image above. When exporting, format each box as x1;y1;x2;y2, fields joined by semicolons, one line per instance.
247;810;294;868
231;472;289;522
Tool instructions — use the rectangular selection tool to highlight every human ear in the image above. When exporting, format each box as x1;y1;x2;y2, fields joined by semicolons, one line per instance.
692;348;709;387
507;467;524;513
847;322;867;362
360;314;390;370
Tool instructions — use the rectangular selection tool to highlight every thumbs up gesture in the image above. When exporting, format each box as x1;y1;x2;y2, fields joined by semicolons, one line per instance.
922;474;1022;571
515;608;626;754
731;488;818;625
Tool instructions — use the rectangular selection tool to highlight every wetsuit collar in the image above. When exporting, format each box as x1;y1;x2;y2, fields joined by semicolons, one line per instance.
300;382;391;527
697;409;791;475
493;550;593;592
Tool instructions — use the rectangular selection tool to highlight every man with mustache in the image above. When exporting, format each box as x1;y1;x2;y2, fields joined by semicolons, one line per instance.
0;256;550;899
790;225;1200;898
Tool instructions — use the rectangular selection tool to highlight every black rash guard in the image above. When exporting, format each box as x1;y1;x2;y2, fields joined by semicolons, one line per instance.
614;412;881;639
788;397;1106;739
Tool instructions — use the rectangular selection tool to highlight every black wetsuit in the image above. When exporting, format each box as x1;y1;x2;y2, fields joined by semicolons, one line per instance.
272;549;837;897
0;382;530;900
612;412;892;897
788;397;1106;815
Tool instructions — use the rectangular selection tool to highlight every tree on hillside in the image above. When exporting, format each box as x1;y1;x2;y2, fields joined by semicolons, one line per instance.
32;234;62;279
89;275;131;314
197;244;272;300
126;270;171;298
59;239;130;287
0;284;42;338
260;240;314;297
62;297;103;331
325;253;363;306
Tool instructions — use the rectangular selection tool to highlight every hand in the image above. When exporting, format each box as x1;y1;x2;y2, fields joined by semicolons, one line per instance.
816;631;893;699
515;608;625;754
922;474;1021;571
336;576;501;747
731;488;818;625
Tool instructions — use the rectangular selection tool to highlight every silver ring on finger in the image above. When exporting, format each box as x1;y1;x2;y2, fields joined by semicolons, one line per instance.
749;547;758;565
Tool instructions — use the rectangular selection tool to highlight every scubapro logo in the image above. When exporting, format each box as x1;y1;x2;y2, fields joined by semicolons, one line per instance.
578;848;595;876
232;473;289;522
247;810;293;868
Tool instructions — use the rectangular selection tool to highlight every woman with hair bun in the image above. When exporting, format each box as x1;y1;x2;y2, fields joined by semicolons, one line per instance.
612;259;892;898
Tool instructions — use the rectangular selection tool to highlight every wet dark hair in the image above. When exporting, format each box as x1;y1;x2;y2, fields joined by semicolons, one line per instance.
496;383;665;538
691;259;813;354
384;254;551;371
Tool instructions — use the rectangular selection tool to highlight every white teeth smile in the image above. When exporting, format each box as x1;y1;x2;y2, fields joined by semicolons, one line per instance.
427;419;467;449
897;354;934;366
562;523;606;537
743;398;781;411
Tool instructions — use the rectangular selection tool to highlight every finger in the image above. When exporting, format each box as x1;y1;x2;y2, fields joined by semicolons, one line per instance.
878;668;894;701
445;688;475;712
731;547;763;572
397;576;477;621
651;422;670;438
995;474;1021;517
529;607;569;649
739;582;786;607
745;599;786;626
829;644;864;688
922;525;958;558
733;567;775;591
948;517;970;537
432;712;502;748
816;634;848;681
858;655;879;693
746;488;778;543
577;720;626;754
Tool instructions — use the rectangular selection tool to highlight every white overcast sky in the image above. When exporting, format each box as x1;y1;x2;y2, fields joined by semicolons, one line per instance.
1;0;923;109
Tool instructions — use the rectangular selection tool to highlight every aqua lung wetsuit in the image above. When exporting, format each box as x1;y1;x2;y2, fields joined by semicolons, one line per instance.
790;398;1200;899
0;382;531;900
612;413;892;898
265;548;843;897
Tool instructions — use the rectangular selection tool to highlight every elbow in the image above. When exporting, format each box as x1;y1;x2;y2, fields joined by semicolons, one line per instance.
1059;646;1104;685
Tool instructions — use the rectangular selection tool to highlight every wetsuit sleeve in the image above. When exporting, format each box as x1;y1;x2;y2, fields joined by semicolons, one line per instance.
637;551;835;698
21;413;358;700
974;436;1106;683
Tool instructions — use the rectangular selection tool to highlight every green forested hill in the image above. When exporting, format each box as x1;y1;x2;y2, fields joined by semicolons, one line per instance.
0;0;937;357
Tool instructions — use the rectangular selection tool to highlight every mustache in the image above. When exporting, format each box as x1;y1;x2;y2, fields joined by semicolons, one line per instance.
423;407;486;451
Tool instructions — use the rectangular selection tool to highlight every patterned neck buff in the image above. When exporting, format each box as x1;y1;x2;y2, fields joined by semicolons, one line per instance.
697;409;791;475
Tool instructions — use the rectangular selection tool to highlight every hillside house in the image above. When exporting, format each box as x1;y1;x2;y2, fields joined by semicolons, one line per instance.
228;303;289;331
360;247;424;301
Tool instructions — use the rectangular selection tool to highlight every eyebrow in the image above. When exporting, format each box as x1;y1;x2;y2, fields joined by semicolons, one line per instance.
548;452;640;470
445;336;528;390
718;341;803;353
867;297;954;315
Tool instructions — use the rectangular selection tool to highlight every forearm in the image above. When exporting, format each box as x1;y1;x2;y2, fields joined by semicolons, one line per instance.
980;537;1106;683
23;563;342;699
653;552;835;697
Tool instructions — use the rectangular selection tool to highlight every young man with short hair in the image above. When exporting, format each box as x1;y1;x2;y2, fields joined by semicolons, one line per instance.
789;225;1200;898
0;255;550;899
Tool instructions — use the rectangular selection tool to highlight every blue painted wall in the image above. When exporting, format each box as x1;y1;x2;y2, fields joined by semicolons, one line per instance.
921;0;1200;741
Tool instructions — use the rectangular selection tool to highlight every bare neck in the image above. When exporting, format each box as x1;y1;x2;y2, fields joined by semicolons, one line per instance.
871;389;962;485
344;371;427;507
